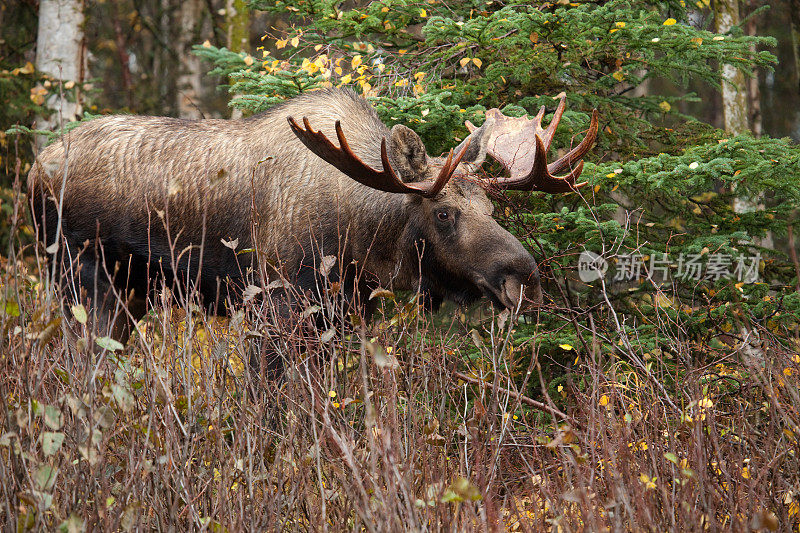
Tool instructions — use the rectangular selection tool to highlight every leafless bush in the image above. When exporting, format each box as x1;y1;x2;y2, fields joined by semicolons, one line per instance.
1;158;799;532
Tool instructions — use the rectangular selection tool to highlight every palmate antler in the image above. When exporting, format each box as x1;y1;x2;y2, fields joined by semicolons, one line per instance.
467;96;599;193
288;117;470;198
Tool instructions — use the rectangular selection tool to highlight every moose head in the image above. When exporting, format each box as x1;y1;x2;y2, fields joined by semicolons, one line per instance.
288;95;599;311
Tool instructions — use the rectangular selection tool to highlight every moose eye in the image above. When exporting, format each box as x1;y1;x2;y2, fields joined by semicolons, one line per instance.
436;210;450;222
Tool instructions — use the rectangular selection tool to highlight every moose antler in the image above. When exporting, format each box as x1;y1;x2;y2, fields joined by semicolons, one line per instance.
466;96;598;193
288;117;470;198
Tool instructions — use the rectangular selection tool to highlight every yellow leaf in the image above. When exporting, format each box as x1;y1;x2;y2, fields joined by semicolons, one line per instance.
472;58;482;68
612;70;625;81
658;101;671;112
615;21;626;28
459;57;471;67
329;390;337;398
276;39;287;49
340;74;352;84
599;394;610;406
243;55;254;66
202;40;212;48
64;80;75;90
691;37;703;45
381;6;389;12
351;55;362;69
290;36;300;47
559;343;573;351
698;397;713;409
741;466;750;479
414;71;426;80
301;58;319;74
420;8;427;17
314;44;323;51
784;368;793;376
663;18;677;25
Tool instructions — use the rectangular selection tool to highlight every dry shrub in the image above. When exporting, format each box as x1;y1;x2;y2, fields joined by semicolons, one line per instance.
1;163;799;532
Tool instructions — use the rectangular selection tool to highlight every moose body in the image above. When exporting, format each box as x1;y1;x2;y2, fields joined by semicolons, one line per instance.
29;89;597;336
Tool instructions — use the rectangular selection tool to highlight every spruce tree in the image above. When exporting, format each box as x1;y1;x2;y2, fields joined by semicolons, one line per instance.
195;0;799;386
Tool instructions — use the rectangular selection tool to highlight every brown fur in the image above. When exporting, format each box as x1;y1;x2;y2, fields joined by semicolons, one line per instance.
29;88;540;333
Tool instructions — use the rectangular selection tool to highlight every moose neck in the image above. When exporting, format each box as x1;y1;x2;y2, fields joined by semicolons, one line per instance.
338;186;419;291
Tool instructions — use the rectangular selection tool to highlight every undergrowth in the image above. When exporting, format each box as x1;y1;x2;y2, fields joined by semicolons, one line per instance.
1;160;799;532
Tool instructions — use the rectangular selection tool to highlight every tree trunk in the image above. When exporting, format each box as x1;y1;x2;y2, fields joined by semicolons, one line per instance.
714;0;770;361
226;0;250;54
713;0;748;135
113;3;134;110
226;0;250;119
177;0;205;118
791;0;800;95
745;8;762;137
34;0;86;149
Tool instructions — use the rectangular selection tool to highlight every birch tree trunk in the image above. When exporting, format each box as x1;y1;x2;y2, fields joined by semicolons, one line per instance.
714;0;748;135
177;0;205;119
34;0;85;150
714;0;770;361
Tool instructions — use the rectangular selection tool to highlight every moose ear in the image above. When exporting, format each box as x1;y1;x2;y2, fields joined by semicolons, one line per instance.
452;120;491;166
388;124;429;182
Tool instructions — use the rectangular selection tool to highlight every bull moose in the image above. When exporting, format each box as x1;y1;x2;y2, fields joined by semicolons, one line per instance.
29;88;598;338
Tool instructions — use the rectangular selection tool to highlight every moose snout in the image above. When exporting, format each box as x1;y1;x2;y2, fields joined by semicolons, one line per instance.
491;252;542;311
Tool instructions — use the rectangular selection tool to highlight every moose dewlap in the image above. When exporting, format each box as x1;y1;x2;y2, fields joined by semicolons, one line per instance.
28;88;597;335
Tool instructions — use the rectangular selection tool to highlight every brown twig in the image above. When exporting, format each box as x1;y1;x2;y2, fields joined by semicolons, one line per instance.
454;371;576;426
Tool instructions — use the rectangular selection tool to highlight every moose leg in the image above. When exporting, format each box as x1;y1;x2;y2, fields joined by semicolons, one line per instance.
71;247;146;344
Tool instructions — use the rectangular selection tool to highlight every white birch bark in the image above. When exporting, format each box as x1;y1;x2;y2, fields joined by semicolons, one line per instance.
714;0;769;362
177;0;205;119
714;0;771;240
714;0;748;135
34;0;85;149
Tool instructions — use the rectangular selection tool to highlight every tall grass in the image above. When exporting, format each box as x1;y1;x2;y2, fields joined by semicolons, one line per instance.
1;160;799;532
